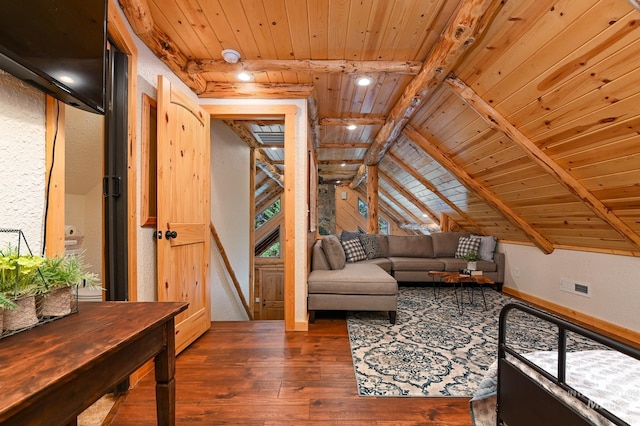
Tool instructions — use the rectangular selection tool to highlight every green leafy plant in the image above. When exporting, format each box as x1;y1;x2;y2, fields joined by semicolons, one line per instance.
0;244;45;309
461;250;481;262
38;253;101;291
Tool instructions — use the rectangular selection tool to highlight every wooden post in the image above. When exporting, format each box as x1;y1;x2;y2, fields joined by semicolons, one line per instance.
45;97;65;257
440;213;451;233
367;165;379;234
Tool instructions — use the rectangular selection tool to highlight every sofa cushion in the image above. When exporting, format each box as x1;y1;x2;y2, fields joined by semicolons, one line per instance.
387;235;433;257
307;263;397;295
472;234;498;261
321;235;346;270
388;257;445;271
341;238;368;263
359;257;392;273
312;240;331;270
432;232;471;257
358;234;385;259
340;229;363;242
455;236;481;259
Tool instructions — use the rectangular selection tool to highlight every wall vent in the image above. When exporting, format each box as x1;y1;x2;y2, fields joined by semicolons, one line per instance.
574;283;589;295
560;279;591;298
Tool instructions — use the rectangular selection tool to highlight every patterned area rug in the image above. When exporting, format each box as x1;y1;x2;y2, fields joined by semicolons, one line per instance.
347;286;523;397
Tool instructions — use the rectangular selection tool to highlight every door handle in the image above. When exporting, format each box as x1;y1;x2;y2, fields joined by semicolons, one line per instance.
165;230;178;239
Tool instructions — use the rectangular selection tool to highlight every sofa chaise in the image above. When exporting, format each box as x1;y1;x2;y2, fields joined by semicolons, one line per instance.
307;232;504;324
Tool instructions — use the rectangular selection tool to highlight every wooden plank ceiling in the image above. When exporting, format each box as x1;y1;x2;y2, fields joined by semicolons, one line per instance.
119;0;640;256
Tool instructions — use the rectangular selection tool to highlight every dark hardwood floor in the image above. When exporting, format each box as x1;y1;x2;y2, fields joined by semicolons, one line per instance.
110;317;473;425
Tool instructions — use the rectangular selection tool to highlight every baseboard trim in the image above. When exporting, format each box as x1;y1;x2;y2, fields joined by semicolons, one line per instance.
503;286;639;346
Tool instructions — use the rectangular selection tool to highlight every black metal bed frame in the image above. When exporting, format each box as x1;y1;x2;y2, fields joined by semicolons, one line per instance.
497;302;640;426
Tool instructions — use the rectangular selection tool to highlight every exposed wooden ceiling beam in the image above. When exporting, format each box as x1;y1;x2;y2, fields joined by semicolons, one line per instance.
380;171;440;226
378;186;426;226
399;223;438;233
320;117;386;126
256;187;284;211
319;171;356;176
200;83;314;98
318;159;362;165
445;75;640;253
363;0;504;166
349;164;367;189
223;120;259;148
354;186;420;232
403;125;555;254
118;0;207;93
385;151;487;233
319;143;371;149
186;59;423;75
243;119;286;126
224;120;284;187
255;149;284;188
307;92;321;149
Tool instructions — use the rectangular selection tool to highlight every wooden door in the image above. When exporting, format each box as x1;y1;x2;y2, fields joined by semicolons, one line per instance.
259;267;284;320
157;75;210;354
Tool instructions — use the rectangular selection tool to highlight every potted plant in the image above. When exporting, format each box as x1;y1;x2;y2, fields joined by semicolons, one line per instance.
0;247;45;331
462;250;481;271
38;253;100;317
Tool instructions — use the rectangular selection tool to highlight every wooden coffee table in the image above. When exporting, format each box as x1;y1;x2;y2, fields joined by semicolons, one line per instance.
428;271;494;313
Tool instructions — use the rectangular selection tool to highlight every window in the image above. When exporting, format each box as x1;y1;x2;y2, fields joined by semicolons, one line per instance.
379;217;389;235
358;198;368;217
358;198;389;235
255;198;281;229
259;241;280;258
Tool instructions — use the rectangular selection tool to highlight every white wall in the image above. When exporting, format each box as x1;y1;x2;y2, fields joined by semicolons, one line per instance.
209;120;251;320
500;243;640;332
0;70;46;254
65;184;102;285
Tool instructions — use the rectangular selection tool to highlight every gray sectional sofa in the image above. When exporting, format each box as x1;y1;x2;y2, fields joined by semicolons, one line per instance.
307;232;504;324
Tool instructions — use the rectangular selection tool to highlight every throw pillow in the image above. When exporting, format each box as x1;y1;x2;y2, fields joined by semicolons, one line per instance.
472;234;497;261
454;236;481;259
321;235;346;270
341;238;368;263
358;234;384;259
340;229;363;242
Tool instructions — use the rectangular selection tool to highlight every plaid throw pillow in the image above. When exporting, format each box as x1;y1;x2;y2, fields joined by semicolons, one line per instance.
341;238;368;263
454;236;481;259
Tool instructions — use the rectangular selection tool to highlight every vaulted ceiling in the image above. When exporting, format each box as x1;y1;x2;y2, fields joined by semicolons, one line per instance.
119;0;640;256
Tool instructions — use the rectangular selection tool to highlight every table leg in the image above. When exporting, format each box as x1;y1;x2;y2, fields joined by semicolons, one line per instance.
432;277;441;299
479;284;488;310
155;318;177;426
453;283;464;315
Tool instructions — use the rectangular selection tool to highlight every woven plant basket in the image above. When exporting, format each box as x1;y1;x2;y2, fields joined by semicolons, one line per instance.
40;287;73;317
3;295;38;331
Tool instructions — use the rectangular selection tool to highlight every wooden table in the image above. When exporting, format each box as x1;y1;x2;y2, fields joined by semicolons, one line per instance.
0;301;188;426
428;271;494;313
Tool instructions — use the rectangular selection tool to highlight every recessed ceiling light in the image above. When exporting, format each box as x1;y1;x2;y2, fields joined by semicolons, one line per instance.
356;76;373;86
270;146;278;150
336;180;341;184
237;71;252;81
347;124;357;130
422;213;429;217
58;75;75;84
341;162;346;167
